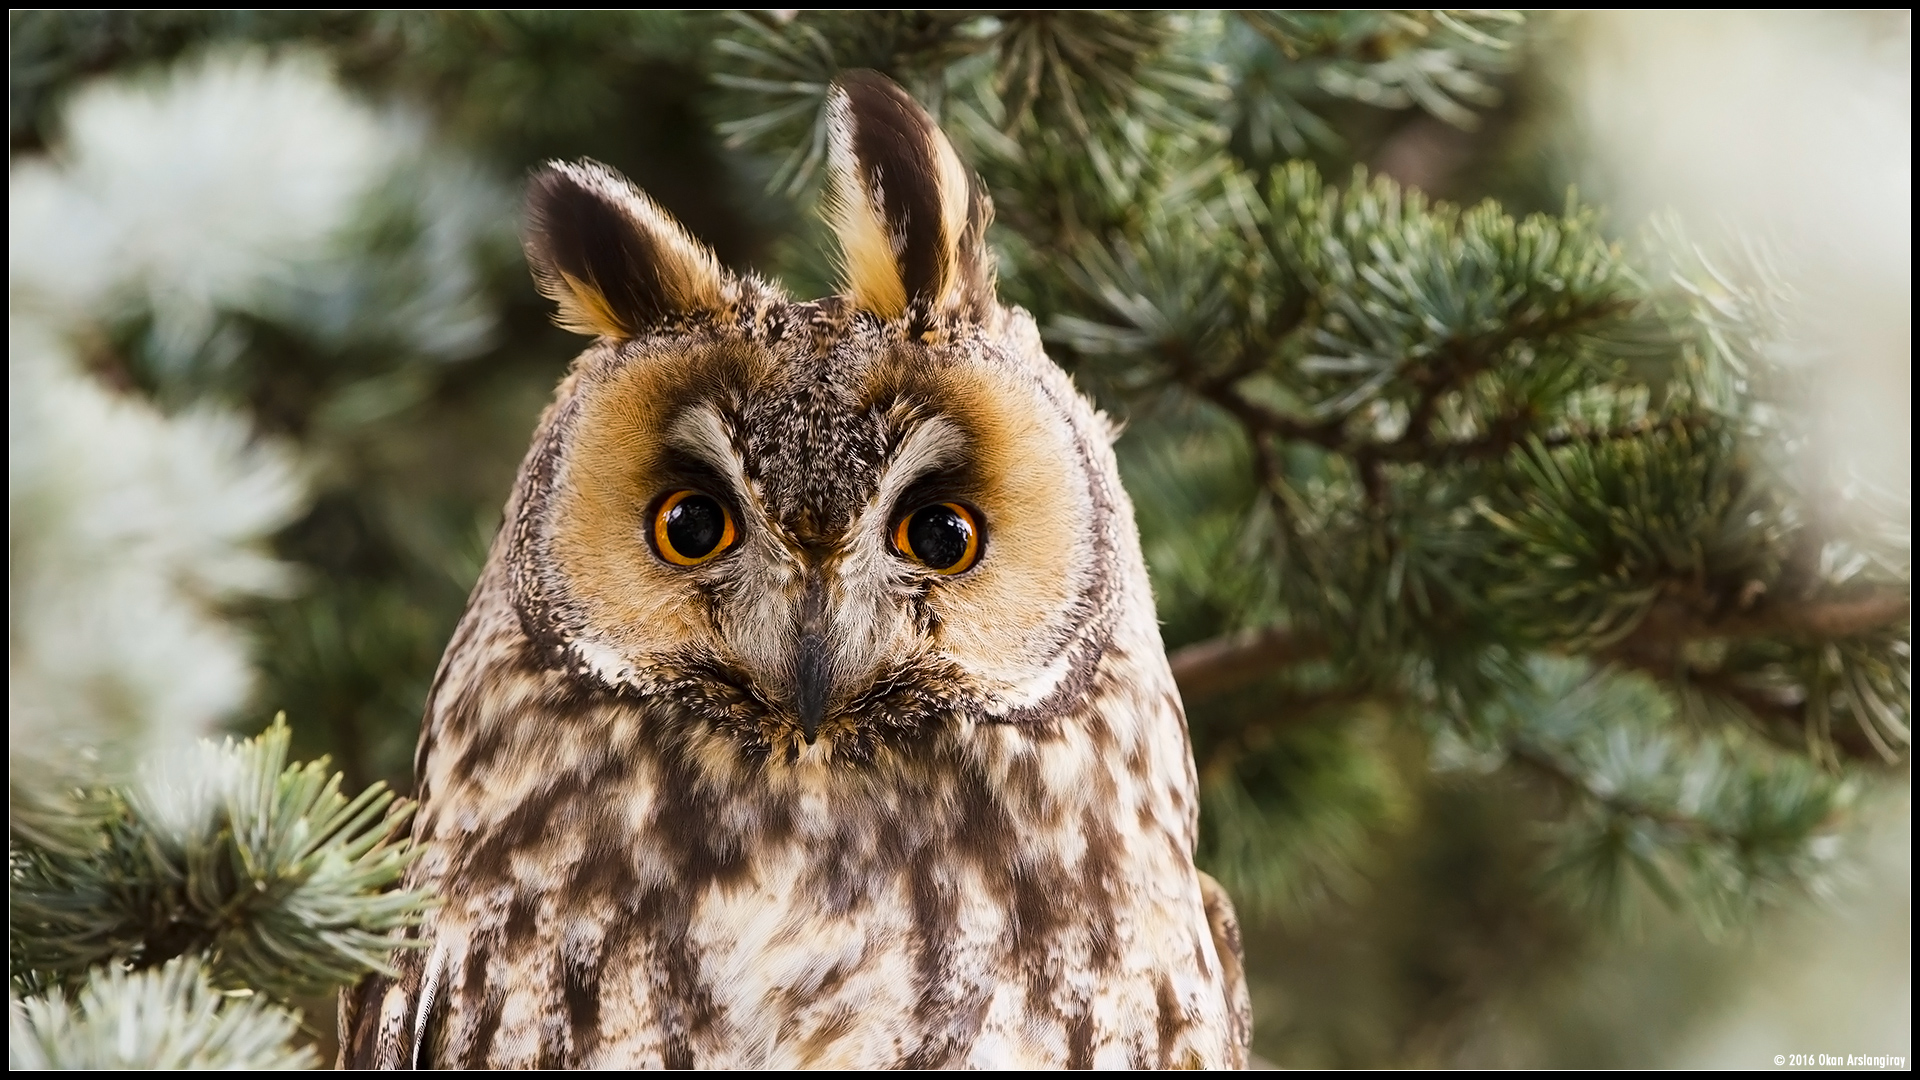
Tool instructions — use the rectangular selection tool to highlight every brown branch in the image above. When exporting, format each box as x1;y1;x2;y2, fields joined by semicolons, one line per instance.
1758;592;1911;639
1598;589;1909;765
1169;625;1328;702
1171;590;1907;707
1631;590;1910;647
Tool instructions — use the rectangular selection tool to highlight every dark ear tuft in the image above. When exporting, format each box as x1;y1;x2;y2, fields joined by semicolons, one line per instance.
524;161;730;338
825;71;995;327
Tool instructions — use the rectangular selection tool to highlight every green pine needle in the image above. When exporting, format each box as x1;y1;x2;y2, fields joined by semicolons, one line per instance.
1490;659;1850;928
10;716;429;1003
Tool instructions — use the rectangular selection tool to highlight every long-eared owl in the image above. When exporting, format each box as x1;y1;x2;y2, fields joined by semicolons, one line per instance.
341;71;1250;1069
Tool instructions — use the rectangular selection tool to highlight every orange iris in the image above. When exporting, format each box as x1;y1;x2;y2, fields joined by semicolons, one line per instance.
652;490;738;566
892;502;981;575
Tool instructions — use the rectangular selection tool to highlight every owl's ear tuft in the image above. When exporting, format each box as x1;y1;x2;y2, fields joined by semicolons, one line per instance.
824;71;995;327
524;161;731;338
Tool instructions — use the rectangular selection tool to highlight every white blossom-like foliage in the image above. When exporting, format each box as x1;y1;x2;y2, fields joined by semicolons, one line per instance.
11;47;516;772
9;49;399;355
8;48;462;772
9;318;305;771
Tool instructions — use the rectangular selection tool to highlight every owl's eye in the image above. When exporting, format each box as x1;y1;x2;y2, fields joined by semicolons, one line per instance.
652;490;738;566
892;502;982;575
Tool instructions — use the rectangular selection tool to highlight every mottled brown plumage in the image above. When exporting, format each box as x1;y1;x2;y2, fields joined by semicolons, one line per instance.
341;70;1250;1069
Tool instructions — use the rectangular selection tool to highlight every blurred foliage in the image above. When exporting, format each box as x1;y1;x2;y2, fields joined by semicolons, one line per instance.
9;9;1908;1068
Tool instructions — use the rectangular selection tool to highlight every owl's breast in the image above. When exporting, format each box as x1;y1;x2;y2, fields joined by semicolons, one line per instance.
407;808;1234;1069
383;629;1236;1068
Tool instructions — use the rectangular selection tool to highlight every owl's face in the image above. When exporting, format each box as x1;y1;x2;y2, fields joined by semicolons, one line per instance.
508;75;1125;770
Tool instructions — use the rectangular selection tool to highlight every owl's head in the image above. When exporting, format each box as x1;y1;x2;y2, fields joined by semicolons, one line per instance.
505;72;1138;772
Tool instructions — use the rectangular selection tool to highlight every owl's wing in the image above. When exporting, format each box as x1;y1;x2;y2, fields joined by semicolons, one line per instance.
337;942;437;1069
338;971;411;1069
1197;871;1253;1067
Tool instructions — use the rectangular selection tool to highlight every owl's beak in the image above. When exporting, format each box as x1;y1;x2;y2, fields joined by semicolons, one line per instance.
794;628;831;744
792;572;834;744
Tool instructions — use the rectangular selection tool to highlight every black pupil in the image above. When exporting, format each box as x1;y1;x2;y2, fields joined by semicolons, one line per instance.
907;505;972;570
664;495;725;559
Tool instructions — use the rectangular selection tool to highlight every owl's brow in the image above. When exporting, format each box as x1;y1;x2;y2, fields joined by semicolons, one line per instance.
665;403;760;513
871;415;968;514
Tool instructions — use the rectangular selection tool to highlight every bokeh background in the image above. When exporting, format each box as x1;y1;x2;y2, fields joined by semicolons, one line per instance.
10;11;1908;1067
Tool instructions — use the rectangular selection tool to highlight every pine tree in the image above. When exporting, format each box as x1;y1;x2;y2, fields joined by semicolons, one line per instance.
11;10;1907;1066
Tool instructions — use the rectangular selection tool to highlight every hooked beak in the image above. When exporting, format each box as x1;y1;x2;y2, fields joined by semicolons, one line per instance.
795;629;831;744
792;572;832;744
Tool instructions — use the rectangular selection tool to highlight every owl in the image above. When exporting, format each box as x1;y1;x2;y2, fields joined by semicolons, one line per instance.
340;71;1250;1069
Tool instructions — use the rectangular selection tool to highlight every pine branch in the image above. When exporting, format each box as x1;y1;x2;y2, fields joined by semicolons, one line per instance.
1198;687;1385;767
9;957;315;1069
1175;589;1909;706
1505;743;1717;840
1646;662;1890;764
8;777;116;859
1238;11;1523;131
1064;163;1645;463
1628;591;1910;645
1487;660;1849;923
1603;595;1911;765
10;717;430;1002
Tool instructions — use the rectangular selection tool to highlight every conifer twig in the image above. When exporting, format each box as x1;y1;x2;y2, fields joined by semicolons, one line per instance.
1175;590;1909;705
